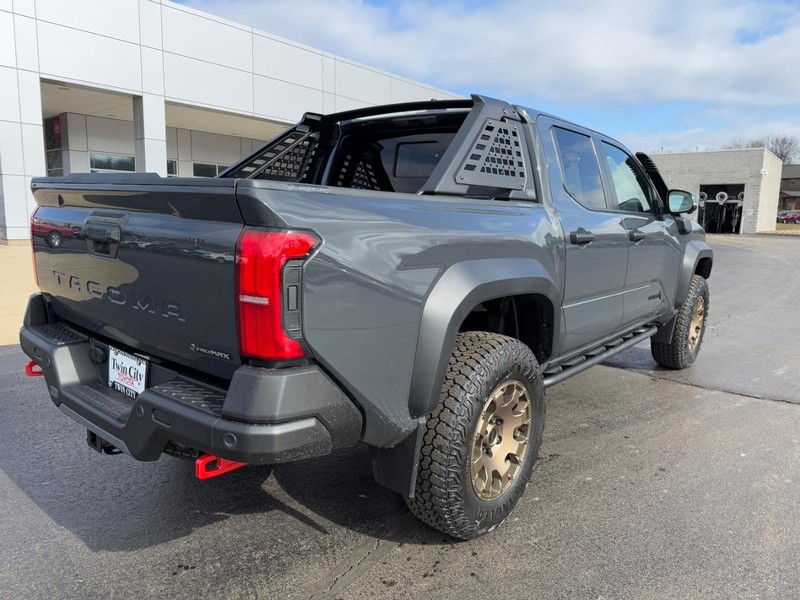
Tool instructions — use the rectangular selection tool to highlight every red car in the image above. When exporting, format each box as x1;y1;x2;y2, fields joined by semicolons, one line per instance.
32;218;75;247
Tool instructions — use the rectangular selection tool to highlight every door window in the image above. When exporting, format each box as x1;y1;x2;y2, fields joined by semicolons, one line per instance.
602;143;653;213
552;127;607;210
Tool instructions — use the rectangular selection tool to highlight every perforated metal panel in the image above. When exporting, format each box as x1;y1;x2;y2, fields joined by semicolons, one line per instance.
456;119;527;190
351;160;381;190
334;153;385;191
226;130;318;181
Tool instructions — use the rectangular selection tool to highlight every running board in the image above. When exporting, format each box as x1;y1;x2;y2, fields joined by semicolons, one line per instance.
542;326;658;388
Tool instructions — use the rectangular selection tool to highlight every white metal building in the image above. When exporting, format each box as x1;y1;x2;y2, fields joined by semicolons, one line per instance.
0;0;459;241
652;149;782;234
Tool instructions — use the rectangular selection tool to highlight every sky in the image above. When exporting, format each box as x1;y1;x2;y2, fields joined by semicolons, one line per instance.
178;0;800;154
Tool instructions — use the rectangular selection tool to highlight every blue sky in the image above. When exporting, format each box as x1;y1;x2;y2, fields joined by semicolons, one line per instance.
179;0;800;154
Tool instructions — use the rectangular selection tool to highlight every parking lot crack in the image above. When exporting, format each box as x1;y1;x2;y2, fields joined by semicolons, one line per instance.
293;512;420;600
604;364;800;407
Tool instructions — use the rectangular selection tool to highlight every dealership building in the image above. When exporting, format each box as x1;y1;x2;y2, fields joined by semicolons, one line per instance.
653;149;781;234
0;0;458;241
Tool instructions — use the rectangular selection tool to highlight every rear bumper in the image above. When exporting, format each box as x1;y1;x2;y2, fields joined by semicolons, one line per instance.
20;294;362;464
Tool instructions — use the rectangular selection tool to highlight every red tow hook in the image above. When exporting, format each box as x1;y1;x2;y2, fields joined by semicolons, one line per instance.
195;454;247;480
25;361;44;377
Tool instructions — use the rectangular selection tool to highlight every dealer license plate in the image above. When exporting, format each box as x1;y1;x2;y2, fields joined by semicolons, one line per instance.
108;346;147;399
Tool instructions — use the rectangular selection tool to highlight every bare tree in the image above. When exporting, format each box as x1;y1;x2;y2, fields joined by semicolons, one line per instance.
765;135;800;163
723;135;800;163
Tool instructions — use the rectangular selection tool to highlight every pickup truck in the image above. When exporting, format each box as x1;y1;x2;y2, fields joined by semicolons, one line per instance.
20;95;712;539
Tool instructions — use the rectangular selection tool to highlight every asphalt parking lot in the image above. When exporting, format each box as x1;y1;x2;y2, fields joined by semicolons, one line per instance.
1;234;799;600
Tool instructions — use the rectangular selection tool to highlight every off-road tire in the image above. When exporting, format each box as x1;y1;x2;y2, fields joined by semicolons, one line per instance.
651;274;709;369
406;331;545;539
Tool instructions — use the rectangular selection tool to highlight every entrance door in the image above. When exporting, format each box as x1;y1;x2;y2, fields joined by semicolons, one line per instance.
699;185;744;233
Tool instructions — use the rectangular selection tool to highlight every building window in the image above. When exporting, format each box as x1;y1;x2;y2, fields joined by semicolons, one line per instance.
167;159;177;177
46;149;63;177
90;152;135;173
44;116;63;177
192;162;228;177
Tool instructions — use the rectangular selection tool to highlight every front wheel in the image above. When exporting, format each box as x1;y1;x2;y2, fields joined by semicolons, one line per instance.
406;332;545;539
651;274;709;369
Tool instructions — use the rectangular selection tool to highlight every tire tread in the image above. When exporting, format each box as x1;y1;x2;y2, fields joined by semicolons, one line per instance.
406;331;543;539
651;274;709;369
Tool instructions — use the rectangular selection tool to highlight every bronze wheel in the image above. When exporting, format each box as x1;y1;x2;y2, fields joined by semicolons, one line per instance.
687;296;705;351
406;332;545;539
471;380;532;501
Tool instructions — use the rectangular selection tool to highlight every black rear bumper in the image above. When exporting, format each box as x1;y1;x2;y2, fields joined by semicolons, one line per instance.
20;294;362;464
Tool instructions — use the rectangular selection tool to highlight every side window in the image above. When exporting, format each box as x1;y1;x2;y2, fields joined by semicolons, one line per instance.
552;127;607;210
601;143;653;213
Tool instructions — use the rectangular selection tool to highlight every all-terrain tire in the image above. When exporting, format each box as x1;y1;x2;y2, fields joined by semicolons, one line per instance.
406;331;545;539
651;274;709;369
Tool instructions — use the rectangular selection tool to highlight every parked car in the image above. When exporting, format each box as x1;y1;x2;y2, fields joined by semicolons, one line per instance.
31;217;74;248
21;95;712;539
777;211;800;224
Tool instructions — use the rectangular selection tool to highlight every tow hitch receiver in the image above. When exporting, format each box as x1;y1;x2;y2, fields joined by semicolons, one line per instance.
195;454;247;480
86;430;121;455
25;361;44;377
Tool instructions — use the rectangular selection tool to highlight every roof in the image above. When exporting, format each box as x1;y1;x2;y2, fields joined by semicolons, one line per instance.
782;164;800;179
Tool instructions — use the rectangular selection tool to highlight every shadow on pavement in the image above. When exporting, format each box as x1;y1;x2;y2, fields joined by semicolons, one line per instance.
0;346;441;553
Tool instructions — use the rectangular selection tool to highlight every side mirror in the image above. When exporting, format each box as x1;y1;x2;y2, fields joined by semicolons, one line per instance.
667;189;697;215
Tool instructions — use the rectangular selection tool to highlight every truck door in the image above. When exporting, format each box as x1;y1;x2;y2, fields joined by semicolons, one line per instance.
597;140;681;327
537;117;628;354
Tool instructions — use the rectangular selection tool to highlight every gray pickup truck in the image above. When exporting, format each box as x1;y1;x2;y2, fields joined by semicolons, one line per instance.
21;95;712;539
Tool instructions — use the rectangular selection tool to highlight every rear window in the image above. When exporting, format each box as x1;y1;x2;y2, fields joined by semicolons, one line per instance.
394;142;445;178
327;131;457;194
323;110;467;194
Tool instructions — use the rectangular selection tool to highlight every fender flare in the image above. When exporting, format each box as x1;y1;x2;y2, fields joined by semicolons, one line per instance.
654;241;713;344
675;241;713;310
408;258;561;419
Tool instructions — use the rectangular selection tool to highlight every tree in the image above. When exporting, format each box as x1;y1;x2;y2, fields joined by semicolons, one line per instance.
723;135;800;163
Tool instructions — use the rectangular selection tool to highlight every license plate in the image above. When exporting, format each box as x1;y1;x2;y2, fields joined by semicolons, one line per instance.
108;346;147;399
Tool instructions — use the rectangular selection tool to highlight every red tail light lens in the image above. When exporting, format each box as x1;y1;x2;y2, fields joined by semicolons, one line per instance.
236;229;317;360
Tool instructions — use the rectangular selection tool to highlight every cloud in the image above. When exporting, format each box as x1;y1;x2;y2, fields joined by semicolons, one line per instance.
182;0;800;105
621;119;800;154
180;0;800;152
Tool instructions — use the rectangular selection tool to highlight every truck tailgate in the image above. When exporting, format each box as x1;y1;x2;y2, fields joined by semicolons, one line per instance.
31;176;244;379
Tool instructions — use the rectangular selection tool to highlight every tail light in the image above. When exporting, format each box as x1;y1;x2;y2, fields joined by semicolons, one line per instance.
236;228;317;361
30;210;39;287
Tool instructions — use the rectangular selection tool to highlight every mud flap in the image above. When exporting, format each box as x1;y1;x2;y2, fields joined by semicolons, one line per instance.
370;419;425;499
652;315;677;344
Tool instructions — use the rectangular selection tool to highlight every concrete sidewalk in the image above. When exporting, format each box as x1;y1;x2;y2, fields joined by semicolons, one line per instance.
0;242;37;346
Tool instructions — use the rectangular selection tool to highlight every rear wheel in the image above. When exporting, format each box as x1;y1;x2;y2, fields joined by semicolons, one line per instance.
406;331;545;539
651;274;709;369
46;231;62;248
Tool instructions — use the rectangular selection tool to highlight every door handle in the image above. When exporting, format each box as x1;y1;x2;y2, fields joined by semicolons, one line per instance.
628;230;646;242
569;230;595;245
